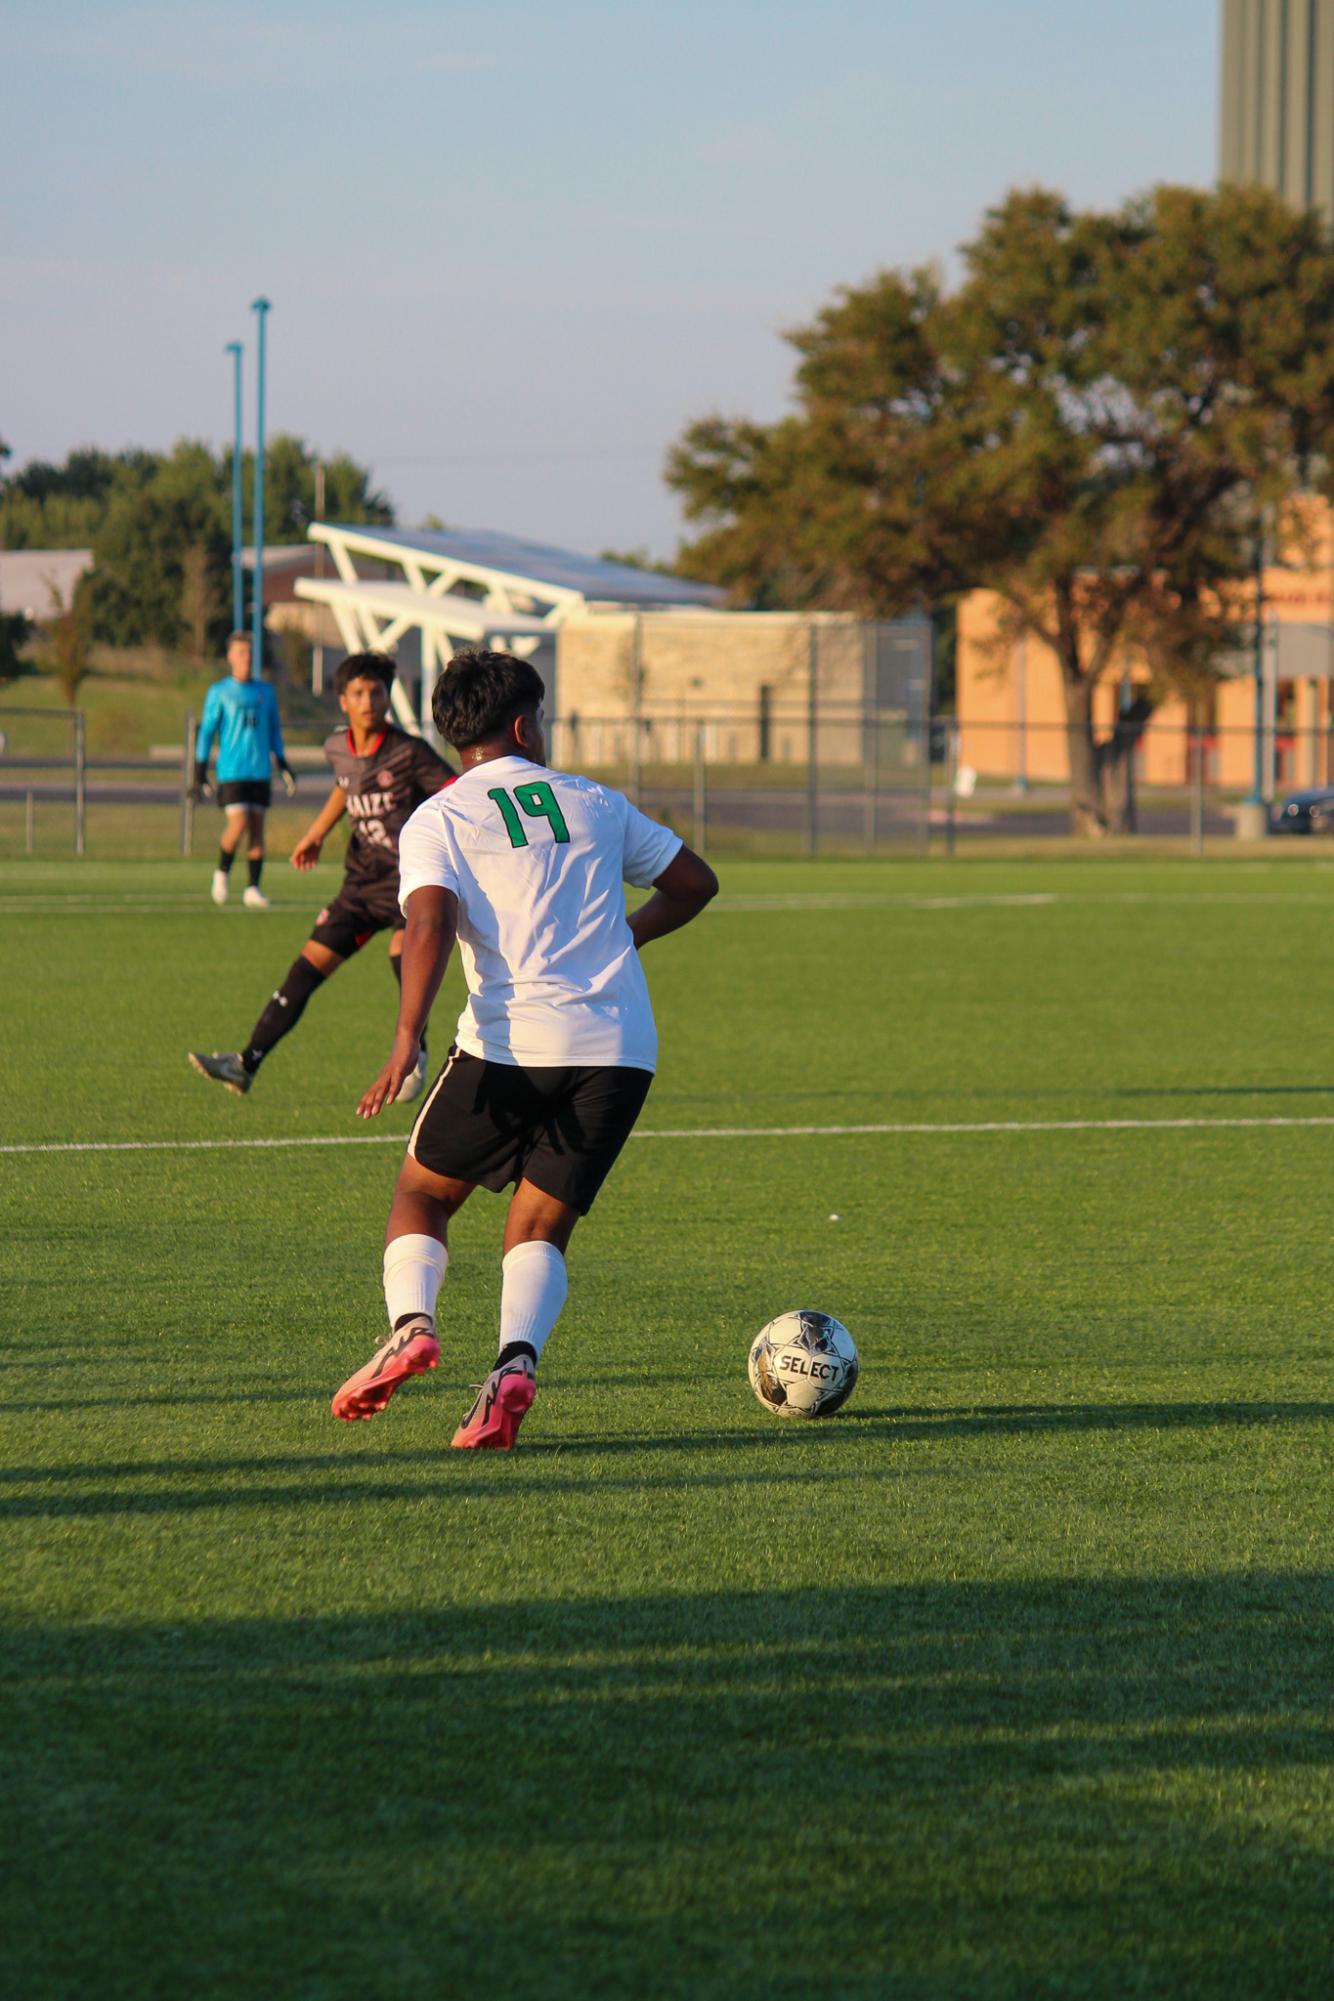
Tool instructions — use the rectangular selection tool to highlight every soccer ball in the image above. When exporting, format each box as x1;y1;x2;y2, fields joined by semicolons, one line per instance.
748;1310;859;1418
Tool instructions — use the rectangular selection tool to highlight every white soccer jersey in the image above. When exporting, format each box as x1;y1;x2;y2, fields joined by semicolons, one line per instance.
397;754;683;1070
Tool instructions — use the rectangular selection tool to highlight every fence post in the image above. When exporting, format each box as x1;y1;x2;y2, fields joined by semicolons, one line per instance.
1190;713;1204;857
693;722;707;852
73;709;86;856
182;711;197;857
629;615;643;806
806;623;818;856
945;719;958;857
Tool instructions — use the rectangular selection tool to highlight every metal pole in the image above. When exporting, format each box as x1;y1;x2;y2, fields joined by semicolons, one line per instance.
1189;707;1204;856
629;614;642;805
73;708;86;856
251;297;271;666
1119;672;1136;834
944;719;959;856
312;460;326;694
806;622;818;856
1262;616;1278;803
25;790;34;854
1014;633;1029;794
182;711;197;857
226;341;244;632
693;721;706;851
1250;521;1265;804
862;625;876;853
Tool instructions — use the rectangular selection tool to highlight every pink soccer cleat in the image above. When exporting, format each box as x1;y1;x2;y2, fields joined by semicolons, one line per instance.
332;1324;439;1422
451;1361;536;1450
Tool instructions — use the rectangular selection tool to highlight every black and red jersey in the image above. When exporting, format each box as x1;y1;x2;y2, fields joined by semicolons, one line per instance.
323;724;453;887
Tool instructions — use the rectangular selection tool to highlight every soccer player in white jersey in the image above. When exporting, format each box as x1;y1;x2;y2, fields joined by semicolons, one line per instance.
331;648;718;1447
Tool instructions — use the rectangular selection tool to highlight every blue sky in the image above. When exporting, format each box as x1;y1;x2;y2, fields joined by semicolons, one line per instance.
6;0;1218;556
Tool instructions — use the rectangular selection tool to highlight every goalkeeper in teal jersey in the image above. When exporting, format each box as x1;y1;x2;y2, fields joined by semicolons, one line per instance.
193;631;296;909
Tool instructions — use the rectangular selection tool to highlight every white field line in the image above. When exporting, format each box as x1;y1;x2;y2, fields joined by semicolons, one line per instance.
6;1115;1334;1158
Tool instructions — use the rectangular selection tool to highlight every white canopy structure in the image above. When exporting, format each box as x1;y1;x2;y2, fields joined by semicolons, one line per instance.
295;523;721;738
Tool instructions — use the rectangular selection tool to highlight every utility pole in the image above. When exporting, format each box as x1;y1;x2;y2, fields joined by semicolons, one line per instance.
225;341;244;632
250;297;271;666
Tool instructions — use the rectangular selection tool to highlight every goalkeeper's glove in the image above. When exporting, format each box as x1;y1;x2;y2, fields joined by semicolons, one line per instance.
279;762;298;798
192;764;214;803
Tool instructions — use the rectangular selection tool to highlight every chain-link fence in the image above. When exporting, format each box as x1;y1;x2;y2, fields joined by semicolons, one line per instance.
2;617;938;858
939;716;1331;845
0;705;88;853
547;612;934;854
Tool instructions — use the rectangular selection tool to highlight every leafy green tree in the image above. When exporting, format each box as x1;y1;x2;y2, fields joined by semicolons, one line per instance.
0;609;32;683
90;449;230;648
667;183;1334;834
38;578;95;703
598;546;679;576
223;435;395;543
179;542;226;663
0;446;157;550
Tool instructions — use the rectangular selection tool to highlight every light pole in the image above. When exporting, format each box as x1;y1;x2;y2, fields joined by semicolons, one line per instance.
225;341;244;633
1236;515;1271;841
251;296;271;666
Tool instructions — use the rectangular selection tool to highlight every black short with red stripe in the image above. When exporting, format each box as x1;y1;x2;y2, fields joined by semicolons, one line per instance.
309;875;404;957
408;1048;653;1214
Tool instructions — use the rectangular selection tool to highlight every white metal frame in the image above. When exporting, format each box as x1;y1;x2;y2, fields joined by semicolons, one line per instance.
296;525;585;737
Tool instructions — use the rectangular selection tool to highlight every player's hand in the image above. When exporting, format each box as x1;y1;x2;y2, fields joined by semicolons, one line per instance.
192;773;214;804
290;833;321;870
358;1031;421;1120
280;764;298;798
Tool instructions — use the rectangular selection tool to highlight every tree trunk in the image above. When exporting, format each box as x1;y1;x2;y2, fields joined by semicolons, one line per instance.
1061;671;1152;837
1062;674;1108;837
1098;694;1153;834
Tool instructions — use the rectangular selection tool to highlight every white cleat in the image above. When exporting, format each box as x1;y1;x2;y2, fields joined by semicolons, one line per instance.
394;1046;430;1104
210;870;229;906
242;886;271;910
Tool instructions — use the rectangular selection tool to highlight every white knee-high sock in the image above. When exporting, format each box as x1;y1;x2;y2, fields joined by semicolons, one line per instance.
383;1233;448;1330
497;1241;567;1364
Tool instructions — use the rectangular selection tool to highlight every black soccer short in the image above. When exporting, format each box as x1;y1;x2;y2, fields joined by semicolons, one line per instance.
217;779;272;809
408;1049;653;1214
310;874;405;957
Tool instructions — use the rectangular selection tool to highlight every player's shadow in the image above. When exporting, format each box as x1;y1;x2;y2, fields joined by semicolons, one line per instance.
0;1386;314;1414
3;1402;1330;1519
5;1572;1331;1996
516;1398;1334;1456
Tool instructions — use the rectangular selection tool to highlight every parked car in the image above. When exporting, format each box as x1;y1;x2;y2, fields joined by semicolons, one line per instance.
1272;785;1334;834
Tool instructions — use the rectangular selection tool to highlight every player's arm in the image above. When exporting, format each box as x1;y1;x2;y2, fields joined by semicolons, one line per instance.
192;689;220;798
357;885;458;1119
628;845;718;949
266;687;296;792
291;784;347;869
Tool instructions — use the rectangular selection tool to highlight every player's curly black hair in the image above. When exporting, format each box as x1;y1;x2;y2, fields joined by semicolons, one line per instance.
335;650;395;695
433;649;545;749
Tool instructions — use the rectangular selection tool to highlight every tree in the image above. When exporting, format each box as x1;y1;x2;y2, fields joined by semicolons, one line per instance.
667;184;1334;834
179;542;226;663
38;578;95;704
223;435;395;543
89;448;231;648
0;610;31;683
0;446;156;550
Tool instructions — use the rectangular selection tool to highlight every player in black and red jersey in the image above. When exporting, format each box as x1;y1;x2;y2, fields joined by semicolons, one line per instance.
188;652;454;1100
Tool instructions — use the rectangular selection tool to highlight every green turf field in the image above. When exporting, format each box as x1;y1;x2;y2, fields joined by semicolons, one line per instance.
2;855;1332;2000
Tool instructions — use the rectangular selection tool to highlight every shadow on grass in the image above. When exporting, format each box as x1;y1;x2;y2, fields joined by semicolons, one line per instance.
1;1574;1330;2000
2;1401;1330;1520
0;1387;314;1414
